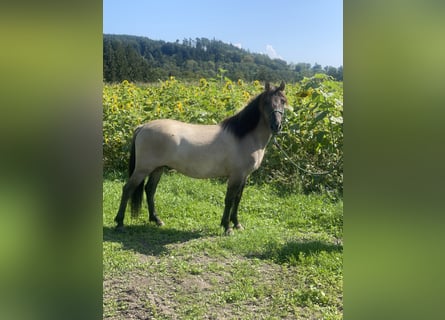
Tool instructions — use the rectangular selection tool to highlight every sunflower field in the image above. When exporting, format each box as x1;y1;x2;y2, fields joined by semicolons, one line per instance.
103;75;343;196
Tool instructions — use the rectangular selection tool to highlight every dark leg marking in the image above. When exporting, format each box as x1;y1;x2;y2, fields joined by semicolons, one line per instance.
230;180;246;230
114;172;146;230
221;179;245;235
145;167;164;226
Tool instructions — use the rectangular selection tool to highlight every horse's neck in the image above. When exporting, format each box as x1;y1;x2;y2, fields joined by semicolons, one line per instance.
249;117;273;150
239;119;272;172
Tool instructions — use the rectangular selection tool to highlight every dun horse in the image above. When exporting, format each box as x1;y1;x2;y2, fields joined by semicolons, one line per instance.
114;82;287;235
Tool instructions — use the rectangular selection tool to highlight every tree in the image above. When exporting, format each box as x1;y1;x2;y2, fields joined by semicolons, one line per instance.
102;34;343;83
312;63;323;73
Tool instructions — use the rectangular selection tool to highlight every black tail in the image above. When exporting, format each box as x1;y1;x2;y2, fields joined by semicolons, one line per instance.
129;127;144;218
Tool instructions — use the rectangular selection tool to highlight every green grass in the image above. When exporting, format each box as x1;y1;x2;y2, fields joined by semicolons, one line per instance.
103;173;343;319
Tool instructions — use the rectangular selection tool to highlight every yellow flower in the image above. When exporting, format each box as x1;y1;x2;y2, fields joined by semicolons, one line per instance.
199;78;208;87
176;101;183;112
224;80;233;90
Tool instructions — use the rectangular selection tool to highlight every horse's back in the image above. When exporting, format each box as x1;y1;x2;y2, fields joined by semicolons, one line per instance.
137;119;224;147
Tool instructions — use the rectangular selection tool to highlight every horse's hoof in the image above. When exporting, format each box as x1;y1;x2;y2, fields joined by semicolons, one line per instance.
224;228;234;236
115;225;126;233
156;220;165;227
234;223;244;231
149;217;164;226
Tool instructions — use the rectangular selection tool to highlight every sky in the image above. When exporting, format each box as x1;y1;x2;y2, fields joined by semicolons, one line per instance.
103;0;343;67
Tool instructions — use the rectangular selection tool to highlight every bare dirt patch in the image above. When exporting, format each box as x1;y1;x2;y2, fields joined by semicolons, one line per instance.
104;250;308;319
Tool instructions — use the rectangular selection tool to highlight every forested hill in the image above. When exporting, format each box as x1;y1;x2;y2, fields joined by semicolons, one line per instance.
103;34;343;83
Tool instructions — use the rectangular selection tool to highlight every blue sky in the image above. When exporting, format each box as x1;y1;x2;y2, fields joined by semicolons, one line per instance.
103;0;343;67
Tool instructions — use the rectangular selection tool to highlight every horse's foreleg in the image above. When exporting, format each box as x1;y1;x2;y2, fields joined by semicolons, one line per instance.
145;167;164;226
230;180;246;230
221;180;244;235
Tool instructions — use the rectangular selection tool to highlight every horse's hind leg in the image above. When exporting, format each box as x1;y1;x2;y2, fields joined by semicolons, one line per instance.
145;167;164;226
114;172;146;231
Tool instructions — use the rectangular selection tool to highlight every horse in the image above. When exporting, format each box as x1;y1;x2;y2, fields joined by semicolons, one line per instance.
114;81;287;235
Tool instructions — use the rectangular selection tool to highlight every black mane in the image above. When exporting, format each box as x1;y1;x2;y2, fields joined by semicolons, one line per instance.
220;94;262;139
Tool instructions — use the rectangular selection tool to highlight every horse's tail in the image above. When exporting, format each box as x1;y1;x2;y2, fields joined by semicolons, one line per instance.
130;126;144;218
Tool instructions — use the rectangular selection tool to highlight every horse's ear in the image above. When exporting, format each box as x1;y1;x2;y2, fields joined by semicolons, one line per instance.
279;81;285;91
265;82;270;91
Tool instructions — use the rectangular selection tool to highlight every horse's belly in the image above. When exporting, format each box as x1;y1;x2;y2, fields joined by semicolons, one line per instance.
175;166;227;179
169;151;229;178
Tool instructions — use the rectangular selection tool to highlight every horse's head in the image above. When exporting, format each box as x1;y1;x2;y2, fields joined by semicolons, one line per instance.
262;81;287;134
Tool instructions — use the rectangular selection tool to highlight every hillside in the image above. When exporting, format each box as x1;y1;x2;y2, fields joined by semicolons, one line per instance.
103;34;342;83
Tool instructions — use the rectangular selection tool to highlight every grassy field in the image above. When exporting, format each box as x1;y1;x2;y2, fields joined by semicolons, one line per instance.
103;173;343;319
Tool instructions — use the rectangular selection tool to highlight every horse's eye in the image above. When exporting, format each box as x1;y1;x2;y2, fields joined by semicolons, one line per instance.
281;99;286;104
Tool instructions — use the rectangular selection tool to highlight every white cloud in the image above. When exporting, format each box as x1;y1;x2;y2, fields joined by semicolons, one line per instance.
232;43;242;49
265;44;283;60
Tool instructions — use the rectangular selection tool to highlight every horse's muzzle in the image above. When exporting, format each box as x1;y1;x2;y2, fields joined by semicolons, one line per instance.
270;110;284;133
270;122;282;133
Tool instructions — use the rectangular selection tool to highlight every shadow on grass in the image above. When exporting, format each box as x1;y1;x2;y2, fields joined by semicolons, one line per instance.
103;224;203;256
253;240;343;264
